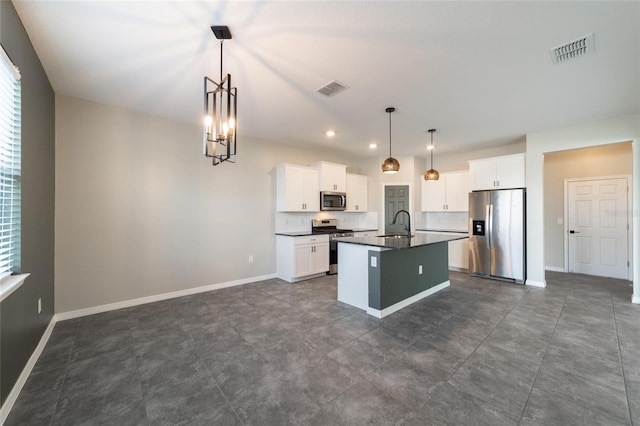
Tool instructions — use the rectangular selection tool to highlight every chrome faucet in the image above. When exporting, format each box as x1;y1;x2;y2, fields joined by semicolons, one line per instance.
392;209;411;238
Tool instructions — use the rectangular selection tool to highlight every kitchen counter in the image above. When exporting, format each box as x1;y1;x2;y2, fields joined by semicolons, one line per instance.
416;228;468;234
275;227;378;237
333;232;466;250
275;231;315;237
337;235;454;318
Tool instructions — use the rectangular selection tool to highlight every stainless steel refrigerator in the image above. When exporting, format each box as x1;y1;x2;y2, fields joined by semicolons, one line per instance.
468;188;526;283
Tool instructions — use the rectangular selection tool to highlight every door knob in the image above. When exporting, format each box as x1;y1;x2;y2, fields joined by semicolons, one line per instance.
569;230;580;234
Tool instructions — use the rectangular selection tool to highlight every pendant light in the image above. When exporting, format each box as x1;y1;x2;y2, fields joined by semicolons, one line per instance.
381;107;400;174
424;129;440;181
203;25;238;166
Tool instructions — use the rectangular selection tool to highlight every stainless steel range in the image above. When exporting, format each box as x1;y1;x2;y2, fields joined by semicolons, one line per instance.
311;219;354;274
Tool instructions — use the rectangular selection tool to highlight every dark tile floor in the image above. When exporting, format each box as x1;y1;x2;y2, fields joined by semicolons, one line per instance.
5;271;639;425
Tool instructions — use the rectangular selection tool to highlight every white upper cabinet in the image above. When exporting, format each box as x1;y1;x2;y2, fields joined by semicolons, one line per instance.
421;171;469;212
468;153;525;191
276;164;320;212
346;173;368;212
312;161;347;192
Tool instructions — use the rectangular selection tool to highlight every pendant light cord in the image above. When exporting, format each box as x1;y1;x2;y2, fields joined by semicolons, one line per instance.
388;111;392;157
430;131;434;168
220;40;224;81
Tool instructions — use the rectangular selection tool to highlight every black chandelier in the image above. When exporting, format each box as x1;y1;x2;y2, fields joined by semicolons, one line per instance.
203;25;237;165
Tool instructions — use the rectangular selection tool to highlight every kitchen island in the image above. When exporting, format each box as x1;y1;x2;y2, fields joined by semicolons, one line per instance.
334;233;468;318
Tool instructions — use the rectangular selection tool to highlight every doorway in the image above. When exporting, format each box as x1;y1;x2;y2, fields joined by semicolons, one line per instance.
566;176;631;280
384;185;410;235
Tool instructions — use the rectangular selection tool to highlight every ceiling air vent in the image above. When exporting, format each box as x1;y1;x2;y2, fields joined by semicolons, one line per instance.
316;80;349;97
550;33;594;64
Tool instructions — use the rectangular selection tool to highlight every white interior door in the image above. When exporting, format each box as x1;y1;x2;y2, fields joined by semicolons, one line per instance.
567;178;629;279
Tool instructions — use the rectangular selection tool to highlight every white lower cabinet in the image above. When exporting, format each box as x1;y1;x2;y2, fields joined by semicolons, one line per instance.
276;235;329;282
448;238;469;270
415;231;468;271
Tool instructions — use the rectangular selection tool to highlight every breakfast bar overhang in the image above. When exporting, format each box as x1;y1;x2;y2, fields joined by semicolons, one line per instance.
334;233;468;318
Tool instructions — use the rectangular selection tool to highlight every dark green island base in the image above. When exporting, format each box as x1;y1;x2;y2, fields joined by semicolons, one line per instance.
335;233;466;318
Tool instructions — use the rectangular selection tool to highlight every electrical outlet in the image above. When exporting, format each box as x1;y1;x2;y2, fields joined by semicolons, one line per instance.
249;255;254;263
370;256;377;267
418;265;423;274
37;298;42;314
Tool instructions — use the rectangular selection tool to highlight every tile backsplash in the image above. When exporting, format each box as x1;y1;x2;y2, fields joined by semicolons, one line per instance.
422;212;468;232
275;211;378;233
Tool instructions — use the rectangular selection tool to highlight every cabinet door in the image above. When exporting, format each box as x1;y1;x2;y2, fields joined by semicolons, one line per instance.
346;174;368;212
277;165;305;212
315;162;346;192
302;168;320;211
496;154;525;189
311;242;329;274
326;164;347;192
469;159;497;191
293;245;312;277
448;239;469;270
277;165;318;212
445;172;470;211
421;178;446;211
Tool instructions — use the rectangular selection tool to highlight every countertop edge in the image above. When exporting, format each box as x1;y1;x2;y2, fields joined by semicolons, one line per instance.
334;234;468;250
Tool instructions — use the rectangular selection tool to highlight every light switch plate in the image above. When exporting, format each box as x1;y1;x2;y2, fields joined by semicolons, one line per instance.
370;256;377;267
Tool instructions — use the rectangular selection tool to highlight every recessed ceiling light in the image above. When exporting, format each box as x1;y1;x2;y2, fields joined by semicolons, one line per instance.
326;130;335;137
369;143;377;149
427;144;435;150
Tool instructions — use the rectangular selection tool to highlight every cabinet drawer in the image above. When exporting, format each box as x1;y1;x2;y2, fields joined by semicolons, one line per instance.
292;235;329;246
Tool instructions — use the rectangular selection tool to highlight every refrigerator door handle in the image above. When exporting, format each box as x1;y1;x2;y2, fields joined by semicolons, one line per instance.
487;204;494;248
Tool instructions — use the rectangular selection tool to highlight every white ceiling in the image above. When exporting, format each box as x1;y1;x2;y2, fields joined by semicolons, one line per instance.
12;1;640;158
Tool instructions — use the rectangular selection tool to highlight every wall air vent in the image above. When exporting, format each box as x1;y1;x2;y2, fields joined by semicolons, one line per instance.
550;33;594;64
316;80;349;97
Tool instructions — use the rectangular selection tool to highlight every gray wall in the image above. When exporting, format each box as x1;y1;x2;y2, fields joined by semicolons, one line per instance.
55;95;360;313
0;1;55;404
543;142;633;269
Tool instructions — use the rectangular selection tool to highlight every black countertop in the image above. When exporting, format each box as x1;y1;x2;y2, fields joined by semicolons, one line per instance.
275;228;378;237
415;229;468;234
334;233;468;250
275;231;315;237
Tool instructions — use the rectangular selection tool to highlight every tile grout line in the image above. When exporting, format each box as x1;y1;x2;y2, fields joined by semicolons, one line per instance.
611;294;635;426
47;320;80;426
516;288;571;425
406;282;522;417
184;299;250;426
126;310;153;426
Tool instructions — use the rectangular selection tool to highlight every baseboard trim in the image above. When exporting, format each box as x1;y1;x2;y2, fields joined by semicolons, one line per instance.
545;266;565;273
56;273;278;321
526;279;547;288
367;281;450;319
0;318;56;424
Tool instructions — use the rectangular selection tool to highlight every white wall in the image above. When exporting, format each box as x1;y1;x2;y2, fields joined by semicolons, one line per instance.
526;113;640;302
544;143;633;270
55;95;361;313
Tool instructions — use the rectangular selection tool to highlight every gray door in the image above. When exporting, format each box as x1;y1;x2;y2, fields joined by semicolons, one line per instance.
490;189;525;282
468;191;490;275
385;185;409;235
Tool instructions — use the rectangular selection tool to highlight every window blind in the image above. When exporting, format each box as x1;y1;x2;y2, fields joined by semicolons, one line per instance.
0;44;21;280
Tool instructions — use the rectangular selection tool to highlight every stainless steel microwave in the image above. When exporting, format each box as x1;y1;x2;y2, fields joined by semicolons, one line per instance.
320;191;347;211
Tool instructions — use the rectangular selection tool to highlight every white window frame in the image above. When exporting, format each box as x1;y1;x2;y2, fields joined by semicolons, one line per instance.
0;44;29;302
